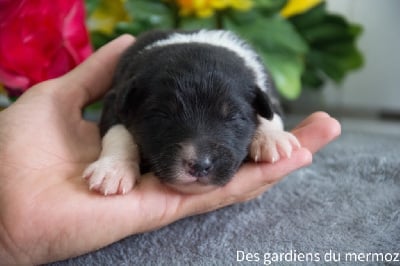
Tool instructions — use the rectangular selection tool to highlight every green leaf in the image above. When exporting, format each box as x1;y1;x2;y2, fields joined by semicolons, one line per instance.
224;8;262;27
348;24;363;37
289;1;364;89
114;21;146;36
301;22;361;46
262;52;304;100
319;42;355;55
179;16;216;30
307;50;361;82
253;0;288;15
225;15;307;99
289;2;326;29
124;0;173;32
226;15;308;54
301;65;324;89
85;0;101;15
90;31;115;49
261;16;309;54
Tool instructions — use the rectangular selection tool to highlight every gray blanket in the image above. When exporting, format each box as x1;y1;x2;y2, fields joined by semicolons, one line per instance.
51;118;400;265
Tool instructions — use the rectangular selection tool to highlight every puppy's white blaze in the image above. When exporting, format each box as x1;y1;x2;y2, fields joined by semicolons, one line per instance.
145;30;269;93
175;143;199;183
180;142;197;162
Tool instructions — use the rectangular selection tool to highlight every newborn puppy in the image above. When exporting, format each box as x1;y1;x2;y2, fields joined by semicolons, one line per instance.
83;30;300;194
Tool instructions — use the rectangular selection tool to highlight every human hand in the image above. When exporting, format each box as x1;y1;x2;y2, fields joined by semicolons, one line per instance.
0;35;341;264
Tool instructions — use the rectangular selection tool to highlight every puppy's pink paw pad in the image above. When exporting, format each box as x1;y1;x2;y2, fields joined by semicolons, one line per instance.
83;157;140;195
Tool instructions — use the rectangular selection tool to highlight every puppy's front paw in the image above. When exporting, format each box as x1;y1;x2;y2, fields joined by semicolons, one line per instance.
250;130;300;163
83;157;140;195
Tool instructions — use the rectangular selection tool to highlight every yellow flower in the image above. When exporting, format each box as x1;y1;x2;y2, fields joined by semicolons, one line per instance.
87;0;131;35
280;0;322;18
175;0;253;18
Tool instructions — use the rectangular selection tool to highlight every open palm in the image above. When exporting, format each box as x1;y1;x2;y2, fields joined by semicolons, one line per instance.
0;35;340;264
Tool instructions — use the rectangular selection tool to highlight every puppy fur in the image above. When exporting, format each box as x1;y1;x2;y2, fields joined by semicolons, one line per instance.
83;30;300;195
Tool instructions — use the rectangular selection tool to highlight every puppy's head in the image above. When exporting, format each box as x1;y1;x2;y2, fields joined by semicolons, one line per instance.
116;53;273;193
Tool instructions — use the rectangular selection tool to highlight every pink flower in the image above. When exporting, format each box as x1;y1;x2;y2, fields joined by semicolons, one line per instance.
0;0;92;96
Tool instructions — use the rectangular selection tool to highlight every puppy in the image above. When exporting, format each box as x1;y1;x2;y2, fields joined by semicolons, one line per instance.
83;30;300;194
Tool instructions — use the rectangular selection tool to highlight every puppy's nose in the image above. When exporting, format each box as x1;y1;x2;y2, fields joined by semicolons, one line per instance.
187;157;213;178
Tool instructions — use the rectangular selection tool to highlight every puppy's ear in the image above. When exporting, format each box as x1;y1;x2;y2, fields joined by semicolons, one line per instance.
115;77;144;120
254;88;274;120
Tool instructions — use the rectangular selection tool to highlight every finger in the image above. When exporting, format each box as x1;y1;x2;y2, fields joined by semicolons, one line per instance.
292;111;331;130
292;114;341;154
223;148;312;197
59;34;135;107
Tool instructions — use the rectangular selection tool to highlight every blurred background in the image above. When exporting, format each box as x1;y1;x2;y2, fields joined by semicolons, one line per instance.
294;0;400;119
1;0;399;121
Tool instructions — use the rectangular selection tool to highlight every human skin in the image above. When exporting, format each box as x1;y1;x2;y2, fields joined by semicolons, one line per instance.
0;35;341;264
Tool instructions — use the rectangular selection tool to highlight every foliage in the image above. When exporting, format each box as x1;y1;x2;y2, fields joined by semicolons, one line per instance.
289;3;364;89
85;0;363;100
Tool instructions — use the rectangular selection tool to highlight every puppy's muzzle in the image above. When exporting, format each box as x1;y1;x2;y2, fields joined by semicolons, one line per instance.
184;155;213;182
177;140;237;185
149;137;241;188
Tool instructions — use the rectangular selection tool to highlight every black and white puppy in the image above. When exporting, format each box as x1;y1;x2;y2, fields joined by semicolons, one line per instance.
83;30;300;194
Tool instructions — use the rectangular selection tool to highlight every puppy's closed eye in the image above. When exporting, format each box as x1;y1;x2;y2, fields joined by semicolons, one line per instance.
145;109;171;120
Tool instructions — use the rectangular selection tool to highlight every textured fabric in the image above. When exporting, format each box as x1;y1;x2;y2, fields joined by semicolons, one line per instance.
50;120;400;265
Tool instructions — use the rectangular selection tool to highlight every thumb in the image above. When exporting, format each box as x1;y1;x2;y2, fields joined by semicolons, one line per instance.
60;34;135;107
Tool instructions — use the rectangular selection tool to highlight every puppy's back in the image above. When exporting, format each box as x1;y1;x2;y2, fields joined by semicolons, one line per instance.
115;30;173;80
